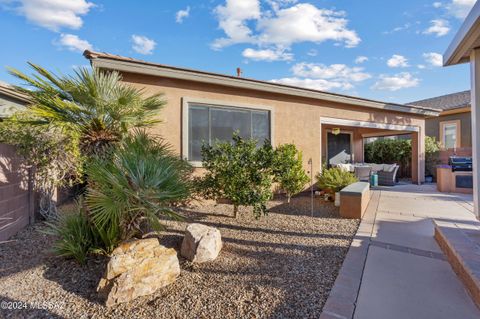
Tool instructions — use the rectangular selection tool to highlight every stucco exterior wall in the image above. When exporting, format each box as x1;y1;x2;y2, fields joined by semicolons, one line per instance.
120;72;426;182
425;111;472;147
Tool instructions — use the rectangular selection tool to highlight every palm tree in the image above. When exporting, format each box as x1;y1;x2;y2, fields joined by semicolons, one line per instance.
85;130;192;247
9;63;164;157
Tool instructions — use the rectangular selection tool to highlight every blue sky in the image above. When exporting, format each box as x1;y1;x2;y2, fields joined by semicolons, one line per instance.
0;0;476;103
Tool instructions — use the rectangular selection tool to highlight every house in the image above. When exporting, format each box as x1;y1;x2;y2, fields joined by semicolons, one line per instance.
84;50;439;184
0;82;30;118
410;91;472;162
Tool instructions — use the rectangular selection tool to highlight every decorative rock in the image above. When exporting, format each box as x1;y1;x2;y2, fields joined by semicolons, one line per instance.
181;223;222;263
97;238;180;307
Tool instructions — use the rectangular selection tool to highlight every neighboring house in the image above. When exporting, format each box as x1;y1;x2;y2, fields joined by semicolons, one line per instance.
84;50;439;184
410;91;472;162
0;82;30;118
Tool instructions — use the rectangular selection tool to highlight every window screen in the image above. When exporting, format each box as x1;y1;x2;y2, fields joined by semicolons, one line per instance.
188;104;270;161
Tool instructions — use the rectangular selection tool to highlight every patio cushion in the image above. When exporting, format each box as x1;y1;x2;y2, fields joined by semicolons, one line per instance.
337;163;354;172
383;164;397;172
371;164;384;172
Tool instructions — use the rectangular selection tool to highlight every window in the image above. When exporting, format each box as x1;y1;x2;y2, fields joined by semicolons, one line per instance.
187;103;271;161
440;120;461;149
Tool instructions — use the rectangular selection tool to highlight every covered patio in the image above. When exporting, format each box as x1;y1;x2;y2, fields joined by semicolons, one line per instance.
320;117;424;184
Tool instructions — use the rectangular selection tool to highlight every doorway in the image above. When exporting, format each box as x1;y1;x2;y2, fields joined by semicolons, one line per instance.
326;131;353;166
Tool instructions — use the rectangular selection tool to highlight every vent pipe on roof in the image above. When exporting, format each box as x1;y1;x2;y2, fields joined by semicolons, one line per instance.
236;67;242;77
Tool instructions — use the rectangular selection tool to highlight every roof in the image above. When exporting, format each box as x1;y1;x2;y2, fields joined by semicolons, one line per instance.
444;1;480;65
409;91;471;111
0;82;30;104
84;50;439;116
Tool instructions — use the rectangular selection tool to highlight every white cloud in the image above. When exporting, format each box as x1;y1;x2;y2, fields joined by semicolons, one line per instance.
176;6;190;23
56;33;92;52
446;0;476;19
387;54;409;68
270;77;349;91
355;56;368;64
212;0;261;49
383;23;411;35
242;48;293;61
8;0;94;31
417;64;426;69
423;19;450;36
433;2;442;8
372;72;419;91
212;1;360;58
307;49;318;56
257;4;360;48
271;62;371;92
423;52;443;66
131;35;156;55
291;62;371;81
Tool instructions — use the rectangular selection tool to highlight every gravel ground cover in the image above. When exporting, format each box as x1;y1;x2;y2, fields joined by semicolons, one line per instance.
0;196;359;319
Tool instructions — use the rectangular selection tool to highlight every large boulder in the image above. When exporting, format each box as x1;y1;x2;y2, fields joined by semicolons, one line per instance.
181;223;222;263
97;238;180;307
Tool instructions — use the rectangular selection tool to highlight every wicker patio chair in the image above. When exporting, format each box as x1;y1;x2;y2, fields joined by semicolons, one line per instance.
377;165;399;186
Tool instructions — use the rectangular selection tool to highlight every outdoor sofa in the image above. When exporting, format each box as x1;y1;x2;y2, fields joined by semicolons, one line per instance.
335;163;399;186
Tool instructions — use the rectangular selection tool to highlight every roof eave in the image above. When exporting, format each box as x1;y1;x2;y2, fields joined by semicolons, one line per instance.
444;1;480;66
87;54;439;117
0;86;31;104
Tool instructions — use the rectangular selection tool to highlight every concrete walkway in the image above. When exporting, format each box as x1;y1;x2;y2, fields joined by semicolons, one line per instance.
321;184;480;319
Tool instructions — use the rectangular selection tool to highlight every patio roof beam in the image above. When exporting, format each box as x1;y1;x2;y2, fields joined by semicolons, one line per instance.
320;117;420;132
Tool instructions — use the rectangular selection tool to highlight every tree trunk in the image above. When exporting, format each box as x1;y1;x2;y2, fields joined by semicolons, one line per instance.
287;194;291;204
233;205;238;218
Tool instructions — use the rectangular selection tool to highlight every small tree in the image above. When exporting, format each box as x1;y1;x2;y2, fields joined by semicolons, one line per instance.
198;134;274;218
273;144;309;203
317;166;358;193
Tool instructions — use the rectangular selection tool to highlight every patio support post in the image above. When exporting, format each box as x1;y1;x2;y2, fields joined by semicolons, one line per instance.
411;130;425;185
470;48;480;218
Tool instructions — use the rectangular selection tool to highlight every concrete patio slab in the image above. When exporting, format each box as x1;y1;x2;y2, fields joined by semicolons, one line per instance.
354;246;480;319
373;212;441;253
321;184;480;319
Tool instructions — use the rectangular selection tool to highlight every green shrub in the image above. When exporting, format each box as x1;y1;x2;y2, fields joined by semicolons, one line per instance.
0;111;83;219
43;208;97;264
364;138;412;177
273;144;309;203
85;130;192;248
425;136;441;177
316;167;358;193
198;134;274;218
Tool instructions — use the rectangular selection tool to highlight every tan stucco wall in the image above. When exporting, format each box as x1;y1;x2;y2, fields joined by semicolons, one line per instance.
120;72;426;182
425;111;472;147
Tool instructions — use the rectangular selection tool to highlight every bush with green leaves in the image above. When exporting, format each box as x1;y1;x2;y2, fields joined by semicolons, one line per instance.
198;134;274;218
364;138;412;177
85;130;192;247
273;144;309;203
316;166;358;193
425;136;441;178
0;111;83;219
43;206;98;264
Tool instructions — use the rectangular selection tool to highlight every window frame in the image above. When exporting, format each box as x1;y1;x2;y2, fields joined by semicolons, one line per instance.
182;97;274;167
439;119;461;150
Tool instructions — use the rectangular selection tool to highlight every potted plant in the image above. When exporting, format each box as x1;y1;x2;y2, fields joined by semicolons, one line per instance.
316;167;358;207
